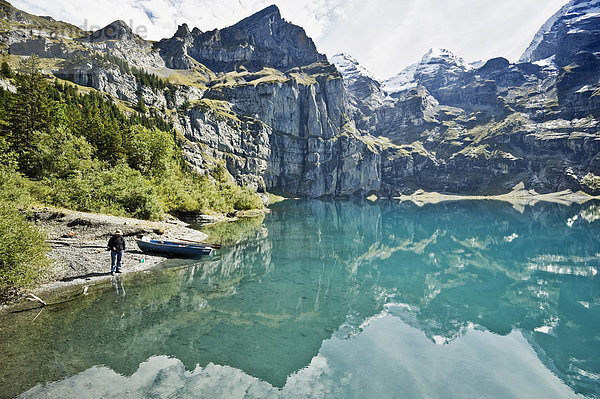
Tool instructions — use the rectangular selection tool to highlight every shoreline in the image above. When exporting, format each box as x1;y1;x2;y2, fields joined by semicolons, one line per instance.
0;206;266;314
3;186;598;313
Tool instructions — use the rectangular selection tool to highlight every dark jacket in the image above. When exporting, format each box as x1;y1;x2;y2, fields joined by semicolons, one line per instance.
108;235;126;252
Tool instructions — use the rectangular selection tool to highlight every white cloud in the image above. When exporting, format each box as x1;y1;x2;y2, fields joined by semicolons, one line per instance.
11;0;569;77
313;0;570;77
17;316;578;398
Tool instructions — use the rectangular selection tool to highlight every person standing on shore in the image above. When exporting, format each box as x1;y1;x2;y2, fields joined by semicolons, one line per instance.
108;230;126;276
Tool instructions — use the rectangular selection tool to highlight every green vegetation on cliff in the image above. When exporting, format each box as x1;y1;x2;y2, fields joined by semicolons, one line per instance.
1;56;263;218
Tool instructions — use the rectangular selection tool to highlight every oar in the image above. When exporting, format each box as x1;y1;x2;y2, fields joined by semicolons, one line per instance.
177;238;222;249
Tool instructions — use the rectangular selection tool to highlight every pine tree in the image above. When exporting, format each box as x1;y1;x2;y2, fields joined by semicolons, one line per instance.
1;61;13;78
8;56;55;176
137;91;147;114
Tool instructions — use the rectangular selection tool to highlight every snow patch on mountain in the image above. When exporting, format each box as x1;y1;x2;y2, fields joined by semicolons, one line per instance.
382;63;418;93
469;60;485;69
331;53;381;86
420;48;470;68
382;48;470;95
532;55;556;67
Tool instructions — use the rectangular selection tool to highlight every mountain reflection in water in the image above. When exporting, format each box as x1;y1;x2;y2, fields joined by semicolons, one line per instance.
1;200;599;398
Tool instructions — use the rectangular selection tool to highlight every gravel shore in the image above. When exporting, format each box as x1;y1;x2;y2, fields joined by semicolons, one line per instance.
0;206;269;314
29;207;219;295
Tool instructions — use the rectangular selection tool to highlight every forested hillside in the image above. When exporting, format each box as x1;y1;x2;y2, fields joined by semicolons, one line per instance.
0;56;263;299
0;56;263;218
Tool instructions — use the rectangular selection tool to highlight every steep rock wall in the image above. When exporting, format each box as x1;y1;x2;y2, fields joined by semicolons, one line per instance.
178;67;381;197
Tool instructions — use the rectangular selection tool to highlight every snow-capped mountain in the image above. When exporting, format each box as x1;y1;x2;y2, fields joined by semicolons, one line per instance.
2;1;599;198
331;53;381;86
331;53;385;104
420;47;469;67
381;63;418;93
520;0;600;66
382;48;471;95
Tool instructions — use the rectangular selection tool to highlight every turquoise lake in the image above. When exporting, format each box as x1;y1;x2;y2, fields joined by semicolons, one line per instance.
1;200;599;398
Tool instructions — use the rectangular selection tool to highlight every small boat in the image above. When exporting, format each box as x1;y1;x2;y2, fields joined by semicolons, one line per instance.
136;237;216;258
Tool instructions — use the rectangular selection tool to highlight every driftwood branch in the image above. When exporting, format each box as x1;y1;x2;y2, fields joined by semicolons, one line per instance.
32;307;44;322
11;287;94;314
82;284;93;295
25;293;46;306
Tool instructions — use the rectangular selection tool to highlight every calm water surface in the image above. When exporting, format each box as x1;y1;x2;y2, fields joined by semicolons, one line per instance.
1;200;599;398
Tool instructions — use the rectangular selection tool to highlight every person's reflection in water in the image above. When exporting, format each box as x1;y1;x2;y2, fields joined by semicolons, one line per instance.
112;275;126;296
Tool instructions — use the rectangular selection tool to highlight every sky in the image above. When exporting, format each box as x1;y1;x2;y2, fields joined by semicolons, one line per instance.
12;0;570;79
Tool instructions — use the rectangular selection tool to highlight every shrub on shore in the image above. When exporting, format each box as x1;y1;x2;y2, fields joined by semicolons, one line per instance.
0;202;51;301
0;166;51;302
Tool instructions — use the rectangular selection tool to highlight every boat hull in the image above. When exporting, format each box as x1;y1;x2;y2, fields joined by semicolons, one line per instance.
136;239;214;258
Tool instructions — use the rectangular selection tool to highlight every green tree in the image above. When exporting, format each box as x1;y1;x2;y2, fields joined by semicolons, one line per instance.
76;111;126;164
31;125;95;179
0;61;13;78
212;163;231;183
124;125;176;177
0;136;16;169
8;56;55;175
0;88;10;137
0;160;32;207
137;91;147;113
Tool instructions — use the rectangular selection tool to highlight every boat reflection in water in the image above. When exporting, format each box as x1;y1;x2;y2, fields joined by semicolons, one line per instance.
2;200;599;398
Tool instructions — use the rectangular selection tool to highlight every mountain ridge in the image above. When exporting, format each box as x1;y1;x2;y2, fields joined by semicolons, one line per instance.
156;4;326;72
520;0;600;65
1;1;599;197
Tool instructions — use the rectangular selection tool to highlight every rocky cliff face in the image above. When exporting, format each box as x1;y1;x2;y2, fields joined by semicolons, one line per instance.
520;0;600;67
331;53;388;135
520;0;600;120
80;20;166;69
2;1;599;197
332;0;600;196
177;62;380;197
156;5;326;72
